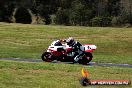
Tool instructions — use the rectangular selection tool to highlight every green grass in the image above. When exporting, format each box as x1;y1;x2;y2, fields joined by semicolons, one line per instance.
0;60;131;88
0;22;132;64
0;23;132;88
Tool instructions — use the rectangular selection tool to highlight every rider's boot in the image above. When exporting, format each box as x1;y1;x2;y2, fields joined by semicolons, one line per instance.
74;55;80;63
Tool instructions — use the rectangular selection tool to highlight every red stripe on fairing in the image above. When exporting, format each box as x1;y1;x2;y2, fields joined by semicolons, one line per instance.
85;50;93;53
48;49;62;56
66;48;72;53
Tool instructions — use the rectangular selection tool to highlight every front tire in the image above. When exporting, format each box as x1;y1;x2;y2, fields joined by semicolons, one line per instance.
41;52;54;62
85;52;93;63
79;52;93;65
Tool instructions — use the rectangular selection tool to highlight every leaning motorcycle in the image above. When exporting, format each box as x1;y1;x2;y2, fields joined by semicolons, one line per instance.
41;44;97;65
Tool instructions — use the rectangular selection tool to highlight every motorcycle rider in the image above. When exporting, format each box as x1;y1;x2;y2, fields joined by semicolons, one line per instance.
51;39;63;46
65;37;85;63
50;39;66;61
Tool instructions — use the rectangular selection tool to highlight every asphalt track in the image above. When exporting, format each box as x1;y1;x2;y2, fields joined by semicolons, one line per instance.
0;58;132;68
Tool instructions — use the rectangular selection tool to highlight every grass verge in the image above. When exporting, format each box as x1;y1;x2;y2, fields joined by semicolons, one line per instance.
0;60;132;88
0;23;132;64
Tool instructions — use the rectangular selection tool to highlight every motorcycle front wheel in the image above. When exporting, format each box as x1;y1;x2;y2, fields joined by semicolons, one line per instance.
85;52;93;63
78;52;93;65
41;52;54;62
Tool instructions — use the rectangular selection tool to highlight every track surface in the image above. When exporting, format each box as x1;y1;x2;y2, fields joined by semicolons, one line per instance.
0;58;132;68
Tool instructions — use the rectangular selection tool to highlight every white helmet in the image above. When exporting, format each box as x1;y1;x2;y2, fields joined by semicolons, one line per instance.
66;37;75;45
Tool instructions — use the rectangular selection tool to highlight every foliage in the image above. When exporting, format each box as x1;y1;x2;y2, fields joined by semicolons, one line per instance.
111;16;120;26
112;8;132;27
69;0;95;26
90;16;112;27
55;8;69;25
0;0;131;26
90;16;102;27
101;17;112;26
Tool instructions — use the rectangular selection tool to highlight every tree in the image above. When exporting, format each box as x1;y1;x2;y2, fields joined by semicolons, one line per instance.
106;0;121;16
55;8;69;25
69;0;96;26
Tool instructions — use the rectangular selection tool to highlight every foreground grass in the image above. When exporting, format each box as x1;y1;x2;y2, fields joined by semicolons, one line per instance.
0;61;131;88
0;23;132;64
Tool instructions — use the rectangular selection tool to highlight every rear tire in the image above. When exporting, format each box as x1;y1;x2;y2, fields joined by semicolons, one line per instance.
41;52;54;62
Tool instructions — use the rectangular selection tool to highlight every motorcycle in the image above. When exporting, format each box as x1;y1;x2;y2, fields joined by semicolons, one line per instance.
41;43;97;64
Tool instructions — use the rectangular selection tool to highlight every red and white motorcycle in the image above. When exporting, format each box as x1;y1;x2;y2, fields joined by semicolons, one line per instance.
41;43;97;64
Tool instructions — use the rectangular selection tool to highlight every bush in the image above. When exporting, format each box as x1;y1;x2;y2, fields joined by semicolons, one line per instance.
54;8;69;25
90;17;112;27
112;9;132;27
90;17;102;27
50;14;56;25
111;16;132;27
101;17;112;27
111;16;120;26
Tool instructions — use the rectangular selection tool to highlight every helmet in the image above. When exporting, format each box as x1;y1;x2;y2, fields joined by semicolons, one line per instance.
66;37;75;46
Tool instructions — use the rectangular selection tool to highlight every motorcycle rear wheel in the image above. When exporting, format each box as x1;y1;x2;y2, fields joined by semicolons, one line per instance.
41;52;54;62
